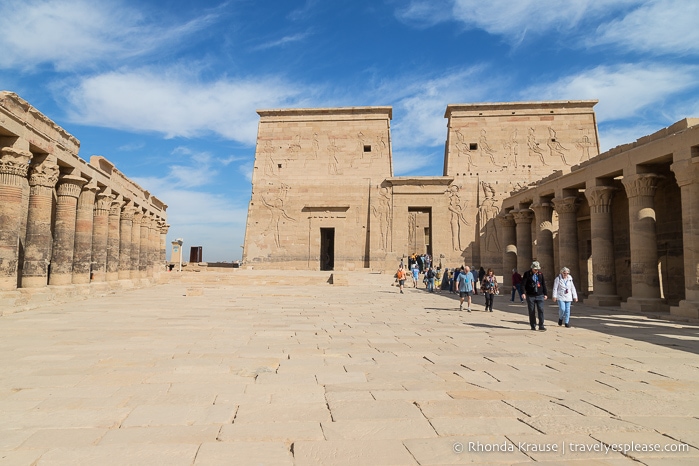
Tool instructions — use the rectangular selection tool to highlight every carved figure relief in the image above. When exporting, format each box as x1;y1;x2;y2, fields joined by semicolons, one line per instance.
575;129;595;162
445;185;469;251
288;134;302;156
352;131;367;167
328;137;341;175
502;128;519;168
454;129;477;170
262;141;277;177
261;183;296;248
479;129;499;165
547;127;569;165
527;127;546;165
304;132;319;167
408;212;417;250
372;187;392;251
479;181;501;252
374;135;386;159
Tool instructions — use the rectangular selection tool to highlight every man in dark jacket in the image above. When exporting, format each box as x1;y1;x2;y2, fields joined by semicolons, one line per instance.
521;261;548;331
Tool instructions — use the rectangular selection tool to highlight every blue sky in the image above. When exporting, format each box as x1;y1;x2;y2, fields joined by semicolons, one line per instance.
1;0;697;262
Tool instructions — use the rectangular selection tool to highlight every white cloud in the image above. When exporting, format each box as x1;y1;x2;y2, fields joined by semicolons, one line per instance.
252;32;312;51
521;63;699;122
397;0;640;40
63;68;304;145
0;0;216;71
597;123;660;152
591;0;699;55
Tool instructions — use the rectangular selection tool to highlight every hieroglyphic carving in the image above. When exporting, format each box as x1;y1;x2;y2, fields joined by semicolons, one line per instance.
575;129;595;162
288;134;302;157
328;137;341;175
352;131;367;167
454;129;477;170
547;127;570;165
479;129;499;166
261;183;296;248
527;127;546;165
479;182;501;252
374;134;386;159
445;185;469;251
372;187;392;251
503;128;519;168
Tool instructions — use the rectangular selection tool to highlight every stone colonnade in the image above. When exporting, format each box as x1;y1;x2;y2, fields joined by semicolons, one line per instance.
498;118;699;318
0;92;168;294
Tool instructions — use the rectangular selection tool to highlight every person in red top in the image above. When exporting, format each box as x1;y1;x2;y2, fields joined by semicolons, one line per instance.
511;268;523;303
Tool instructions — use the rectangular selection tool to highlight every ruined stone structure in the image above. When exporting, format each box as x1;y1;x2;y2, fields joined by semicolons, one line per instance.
243;101;599;271
0;92;168;298
500;118;699;319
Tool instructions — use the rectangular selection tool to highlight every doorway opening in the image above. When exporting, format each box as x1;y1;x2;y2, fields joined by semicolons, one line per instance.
320;228;335;271
407;207;432;257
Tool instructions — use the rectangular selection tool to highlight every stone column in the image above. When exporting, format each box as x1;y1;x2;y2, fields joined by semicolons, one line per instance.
21;158;59;288
585;186;621;306
71;182;98;284
130;210;142;279
90;191;111;283
48;174;87;285
621;173;667;312
147;216;158;277
0;147;31;291
118;206;134;280
106;197;123;282
671;158;699;318
139;214;150;277
160;223;170;266
552;196;581;287
497;213;516;288
511;209;533;275
530;201;555;287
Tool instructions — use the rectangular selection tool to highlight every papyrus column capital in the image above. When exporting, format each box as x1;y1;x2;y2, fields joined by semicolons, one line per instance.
622;173;661;199
0;147;31;186
585;186;617;214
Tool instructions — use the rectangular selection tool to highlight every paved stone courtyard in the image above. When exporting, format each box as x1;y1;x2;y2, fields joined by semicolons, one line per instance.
2;270;699;465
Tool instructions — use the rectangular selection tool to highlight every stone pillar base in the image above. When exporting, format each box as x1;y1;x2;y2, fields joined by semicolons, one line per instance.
48;274;73;286
621;297;670;313
20;276;49;288
671;300;699;319
585;294;622;307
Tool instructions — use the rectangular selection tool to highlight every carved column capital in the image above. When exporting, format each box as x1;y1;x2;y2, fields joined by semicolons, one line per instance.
0;147;32;186
94;192;112;217
552;196;580;214
160;223;170;235
622;173;661;198
585;186;617;214
56;174;87;199
511;209;533;224
120;206;135;221
28;160;60;189
109;198;124;217
496;212;515;228
530;202;553;230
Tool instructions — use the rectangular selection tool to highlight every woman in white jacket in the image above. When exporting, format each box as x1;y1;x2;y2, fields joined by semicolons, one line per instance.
552;267;578;328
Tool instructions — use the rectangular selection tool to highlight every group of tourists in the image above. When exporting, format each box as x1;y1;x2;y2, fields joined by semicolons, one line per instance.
396;260;579;329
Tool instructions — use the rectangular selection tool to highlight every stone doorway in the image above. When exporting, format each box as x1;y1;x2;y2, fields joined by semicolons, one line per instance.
320;228;335;271
408;208;432;257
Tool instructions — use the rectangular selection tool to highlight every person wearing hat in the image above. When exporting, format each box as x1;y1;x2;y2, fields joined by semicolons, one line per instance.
521;261;548;331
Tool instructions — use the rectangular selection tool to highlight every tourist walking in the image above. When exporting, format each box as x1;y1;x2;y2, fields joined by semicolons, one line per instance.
511;268;523;302
480;268;499;312
521;261;548;331
411;262;420;288
552;267;578;327
396;266;407;294
457;266;475;312
425;266;436;292
452;267;461;294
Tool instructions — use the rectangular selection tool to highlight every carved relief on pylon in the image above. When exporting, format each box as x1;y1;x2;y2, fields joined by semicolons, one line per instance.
479;182;501;252
327;137;341;175
454;129;477;170
502;128;519;168
262;140;277;177
527;127;546;166
445;184;469;251
547;127;570;165
575;129;595;162
261;183;296;249
478;129;500;166
372;187;392;251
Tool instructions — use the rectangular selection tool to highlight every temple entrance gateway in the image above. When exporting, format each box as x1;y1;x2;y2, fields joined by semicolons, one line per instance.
320;228;335;271
408;207;432;257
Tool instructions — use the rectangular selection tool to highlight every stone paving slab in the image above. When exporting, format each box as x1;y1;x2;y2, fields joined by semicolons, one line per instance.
2;270;699;464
